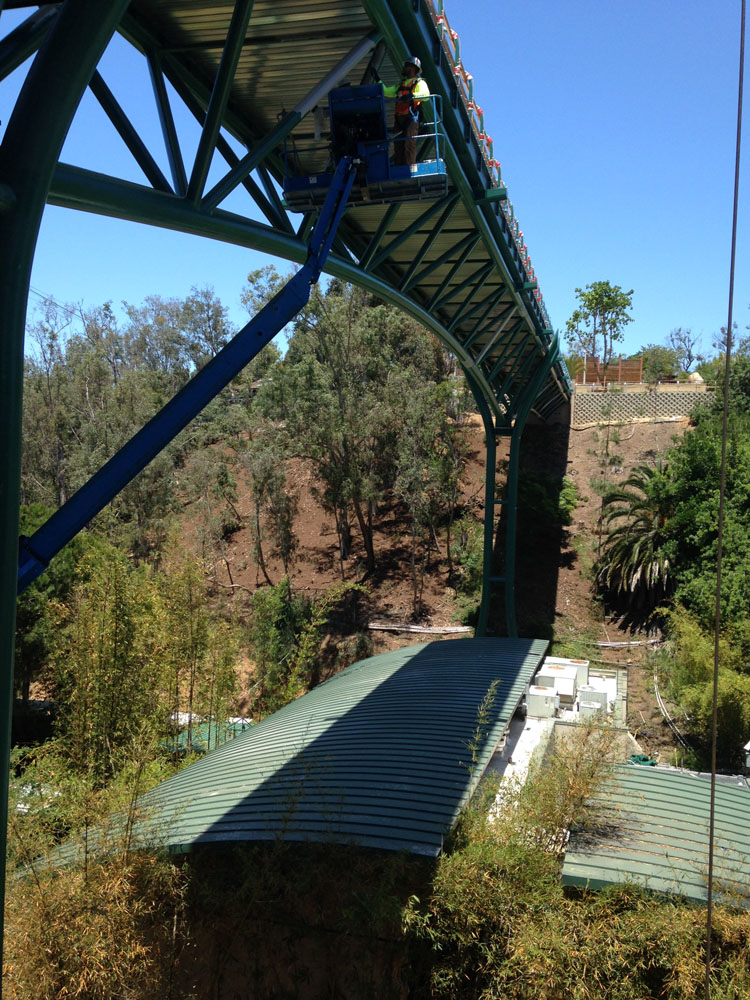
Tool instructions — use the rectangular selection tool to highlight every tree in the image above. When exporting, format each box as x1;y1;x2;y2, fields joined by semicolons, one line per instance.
15;504;96;706
667;327;703;373
180;285;233;368
157;548;238;748
639;343;680;383
52;551;162;782
596;462;674;610
565;282;634;383
257;281;450;576
242;424;298;586
393;378;465;616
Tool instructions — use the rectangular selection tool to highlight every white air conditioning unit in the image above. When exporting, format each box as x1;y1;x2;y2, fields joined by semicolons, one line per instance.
578;685;608;710
536;663;578;704
527;685;560;719
579;700;604;719
544;656;589;686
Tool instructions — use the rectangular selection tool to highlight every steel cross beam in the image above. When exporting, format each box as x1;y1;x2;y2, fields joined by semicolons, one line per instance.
186;0;256;204
47;162;505;423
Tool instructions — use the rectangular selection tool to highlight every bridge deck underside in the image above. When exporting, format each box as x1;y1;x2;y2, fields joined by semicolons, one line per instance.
118;0;570;419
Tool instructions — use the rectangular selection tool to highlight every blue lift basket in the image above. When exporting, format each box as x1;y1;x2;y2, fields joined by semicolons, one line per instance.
283;84;448;210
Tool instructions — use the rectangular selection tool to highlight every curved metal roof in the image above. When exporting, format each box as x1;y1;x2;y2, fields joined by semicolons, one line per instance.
562;765;750;906
1;0;572;421
136;638;547;856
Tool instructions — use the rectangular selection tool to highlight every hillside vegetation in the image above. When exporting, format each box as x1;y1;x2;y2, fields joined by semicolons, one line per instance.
9;274;750;997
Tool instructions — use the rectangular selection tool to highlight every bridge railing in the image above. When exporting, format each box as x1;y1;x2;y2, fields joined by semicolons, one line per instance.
425;0;550;329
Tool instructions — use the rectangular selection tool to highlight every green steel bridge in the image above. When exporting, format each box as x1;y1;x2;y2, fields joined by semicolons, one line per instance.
0;0;571;932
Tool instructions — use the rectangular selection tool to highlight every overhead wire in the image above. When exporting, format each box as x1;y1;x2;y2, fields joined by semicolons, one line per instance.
705;1;745;996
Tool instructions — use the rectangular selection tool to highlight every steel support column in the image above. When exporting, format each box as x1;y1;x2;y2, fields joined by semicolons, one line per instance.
472;376;499;639
0;0;130;977
500;340;560;635
475;338;560;638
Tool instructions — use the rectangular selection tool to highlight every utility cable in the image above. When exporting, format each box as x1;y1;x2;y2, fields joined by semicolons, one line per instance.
705;1;745;996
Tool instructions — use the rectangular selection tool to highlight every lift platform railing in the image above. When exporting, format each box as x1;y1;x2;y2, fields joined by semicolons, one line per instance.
282;86;447;211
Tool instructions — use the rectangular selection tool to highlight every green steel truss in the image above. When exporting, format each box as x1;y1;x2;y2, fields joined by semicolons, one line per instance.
0;2;572;962
0;2;573;619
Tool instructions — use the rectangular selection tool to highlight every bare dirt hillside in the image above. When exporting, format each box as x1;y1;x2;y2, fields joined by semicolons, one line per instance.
189;414;690;752
552;416;691;758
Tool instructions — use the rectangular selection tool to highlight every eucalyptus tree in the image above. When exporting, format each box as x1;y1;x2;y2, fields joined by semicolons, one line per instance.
667;327;703;374
256;280;448;576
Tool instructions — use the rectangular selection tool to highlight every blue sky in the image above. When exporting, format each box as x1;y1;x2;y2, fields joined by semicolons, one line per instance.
1;1;747;359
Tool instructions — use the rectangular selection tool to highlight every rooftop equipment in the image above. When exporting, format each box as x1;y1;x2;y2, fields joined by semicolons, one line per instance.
544;656;589;686
526;685;560;719
579;701;604;720
535;663;578;704
577;685;608;711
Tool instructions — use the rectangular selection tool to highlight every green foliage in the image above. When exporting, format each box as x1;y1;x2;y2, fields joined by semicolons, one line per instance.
596;461;674;609
452;513;484;622
665;607;750;768
639;342;680;382
393;378;467;615
558;475;580;525
21;292;248;560
666;411;750;626
564;352;583;382
248;576;365;715
15;504;100;704
47;542;238;782
680;671;750;770
565;281;634;380
518;471;579;533
51;550;163;782
710;355;750;415
241;421;299;585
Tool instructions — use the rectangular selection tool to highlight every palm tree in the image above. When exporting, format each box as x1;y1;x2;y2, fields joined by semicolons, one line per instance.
596;461;674;609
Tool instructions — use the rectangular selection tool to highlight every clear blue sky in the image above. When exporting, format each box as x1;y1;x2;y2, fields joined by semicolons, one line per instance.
1;1;747;359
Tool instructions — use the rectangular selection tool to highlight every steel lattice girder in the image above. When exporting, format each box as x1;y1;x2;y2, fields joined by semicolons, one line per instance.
0;0;571;419
0;4;575;950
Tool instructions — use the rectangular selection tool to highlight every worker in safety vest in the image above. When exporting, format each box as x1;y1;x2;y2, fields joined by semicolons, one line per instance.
372;56;429;166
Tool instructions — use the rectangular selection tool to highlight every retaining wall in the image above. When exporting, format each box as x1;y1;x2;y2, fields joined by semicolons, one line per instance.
571;385;713;427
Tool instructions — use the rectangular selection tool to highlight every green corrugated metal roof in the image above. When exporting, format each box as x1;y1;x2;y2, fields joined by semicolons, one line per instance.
136;638;547;856
562;765;750;906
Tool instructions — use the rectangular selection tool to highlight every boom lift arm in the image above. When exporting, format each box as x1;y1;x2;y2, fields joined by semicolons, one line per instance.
17;155;357;594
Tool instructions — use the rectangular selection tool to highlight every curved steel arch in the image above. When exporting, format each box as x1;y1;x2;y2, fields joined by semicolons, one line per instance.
49;162;509;421
0;2;572;960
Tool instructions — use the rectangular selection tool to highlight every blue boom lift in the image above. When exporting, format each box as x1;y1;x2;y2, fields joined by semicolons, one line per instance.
17;85;448;593
284;84;447;208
